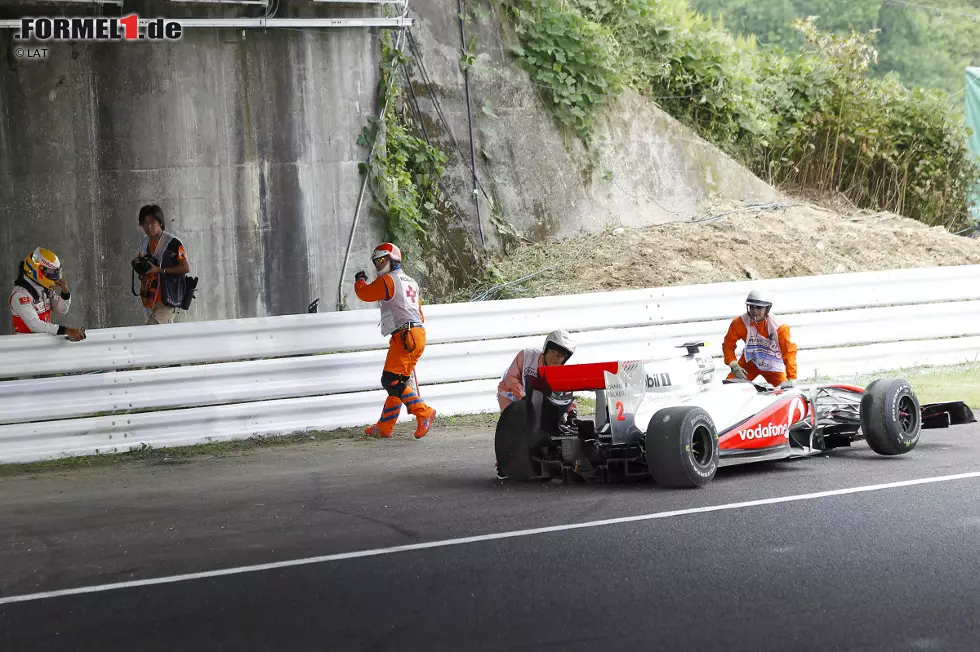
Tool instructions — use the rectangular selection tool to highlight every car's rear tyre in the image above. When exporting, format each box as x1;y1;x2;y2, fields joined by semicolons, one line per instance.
645;406;719;488
494;401;547;480
860;378;921;456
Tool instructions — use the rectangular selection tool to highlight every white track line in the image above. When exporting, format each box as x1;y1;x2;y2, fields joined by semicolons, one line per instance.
3;470;980;606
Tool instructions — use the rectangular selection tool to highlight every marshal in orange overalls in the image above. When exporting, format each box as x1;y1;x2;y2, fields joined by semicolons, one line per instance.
354;243;436;439
723;313;798;387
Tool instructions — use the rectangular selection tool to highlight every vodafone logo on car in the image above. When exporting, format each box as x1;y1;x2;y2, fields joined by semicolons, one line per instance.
737;422;788;441
736;397;806;441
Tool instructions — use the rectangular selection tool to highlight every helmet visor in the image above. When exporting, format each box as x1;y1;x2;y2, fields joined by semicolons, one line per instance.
43;266;61;282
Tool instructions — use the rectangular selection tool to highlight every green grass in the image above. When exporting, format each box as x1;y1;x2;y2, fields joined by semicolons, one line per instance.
574;396;597;413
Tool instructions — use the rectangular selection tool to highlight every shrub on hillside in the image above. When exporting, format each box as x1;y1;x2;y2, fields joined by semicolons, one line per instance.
761;19;979;228
503;0;979;229
576;0;773;156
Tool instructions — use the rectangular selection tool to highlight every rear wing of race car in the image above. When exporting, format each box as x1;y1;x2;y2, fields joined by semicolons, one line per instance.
538;361;621;392
535;341;709;393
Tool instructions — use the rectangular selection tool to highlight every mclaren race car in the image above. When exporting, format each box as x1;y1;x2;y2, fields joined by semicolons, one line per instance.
493;342;976;488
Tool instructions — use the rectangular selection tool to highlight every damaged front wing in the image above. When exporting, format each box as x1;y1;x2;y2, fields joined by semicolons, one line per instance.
920;401;977;429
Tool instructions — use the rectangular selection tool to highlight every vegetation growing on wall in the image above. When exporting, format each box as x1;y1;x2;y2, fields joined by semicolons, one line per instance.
501;0;979;230
358;31;451;260
504;0;623;143
355;28;491;299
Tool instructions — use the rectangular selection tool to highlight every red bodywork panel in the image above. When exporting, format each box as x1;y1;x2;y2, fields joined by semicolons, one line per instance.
538;362;620;392
719;393;812;451
822;384;865;394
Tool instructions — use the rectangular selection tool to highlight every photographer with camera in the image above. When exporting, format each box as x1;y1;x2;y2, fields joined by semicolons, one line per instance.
8;247;86;341
132;204;195;325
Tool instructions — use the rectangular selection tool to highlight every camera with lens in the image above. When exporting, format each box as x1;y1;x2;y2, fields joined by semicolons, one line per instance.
131;253;159;276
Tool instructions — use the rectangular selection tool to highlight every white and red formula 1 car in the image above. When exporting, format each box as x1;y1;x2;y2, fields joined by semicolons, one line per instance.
493;342;976;488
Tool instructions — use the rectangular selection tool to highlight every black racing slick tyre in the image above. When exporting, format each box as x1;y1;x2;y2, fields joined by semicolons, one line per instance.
860;379;921;456
645;406;719;488
494;401;546;480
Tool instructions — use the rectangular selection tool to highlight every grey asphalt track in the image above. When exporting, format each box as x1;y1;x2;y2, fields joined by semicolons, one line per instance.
1;420;979;651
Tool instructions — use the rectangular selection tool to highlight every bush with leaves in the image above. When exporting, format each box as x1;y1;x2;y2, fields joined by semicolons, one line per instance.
577;0;773;156
505;0;623;142
760;18;979;228
690;0;980;100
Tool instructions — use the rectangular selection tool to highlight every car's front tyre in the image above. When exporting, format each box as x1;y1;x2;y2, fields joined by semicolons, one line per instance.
860;379;921;456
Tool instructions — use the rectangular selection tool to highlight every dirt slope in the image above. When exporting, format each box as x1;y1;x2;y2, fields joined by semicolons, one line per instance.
450;195;980;301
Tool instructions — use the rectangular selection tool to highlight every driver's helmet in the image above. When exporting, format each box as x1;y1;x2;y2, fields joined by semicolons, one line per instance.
372;242;402;275
543;329;576;363
23;247;62;290
745;289;772;320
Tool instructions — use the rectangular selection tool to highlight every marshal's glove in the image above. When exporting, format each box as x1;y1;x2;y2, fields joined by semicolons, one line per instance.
354;270;368;283
780;379;796;389
729;360;748;380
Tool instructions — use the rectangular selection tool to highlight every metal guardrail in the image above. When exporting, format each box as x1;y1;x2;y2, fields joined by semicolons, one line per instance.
0;336;978;463
0;379;500;464
2;300;980;425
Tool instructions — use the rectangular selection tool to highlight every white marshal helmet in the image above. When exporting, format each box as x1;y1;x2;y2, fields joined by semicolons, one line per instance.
371;242;402;275
543;329;576;361
745;289;773;309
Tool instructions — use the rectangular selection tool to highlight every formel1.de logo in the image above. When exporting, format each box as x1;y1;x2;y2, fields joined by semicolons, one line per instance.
14;15;182;42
